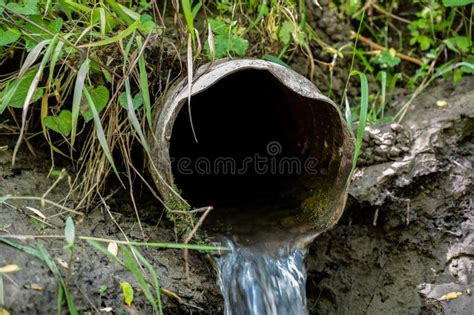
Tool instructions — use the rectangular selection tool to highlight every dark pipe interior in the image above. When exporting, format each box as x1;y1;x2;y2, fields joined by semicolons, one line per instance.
170;69;339;208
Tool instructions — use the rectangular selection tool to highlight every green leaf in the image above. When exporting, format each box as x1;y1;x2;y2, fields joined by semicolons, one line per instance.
181;0;194;43
442;0;474;6
373;49;401;68
120;282;134;307
444;36;472;54
81;86;110;122
6;0;40;15
1;70;44;108
23;16;64;50
118;92;142;109
64;217;75;249
208;18;229;35
205;33;248;58
0;195;11;204
279;21;294;45
205;18;248;58
43;110;72;136
0;27;21;46
417;35;433;50
138;14;156;34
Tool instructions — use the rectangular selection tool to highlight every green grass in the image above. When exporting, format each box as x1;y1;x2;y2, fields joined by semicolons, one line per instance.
0;0;473;312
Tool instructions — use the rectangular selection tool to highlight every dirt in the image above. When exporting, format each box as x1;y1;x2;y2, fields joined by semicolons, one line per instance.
0;139;223;314
306;76;474;314
1;76;472;315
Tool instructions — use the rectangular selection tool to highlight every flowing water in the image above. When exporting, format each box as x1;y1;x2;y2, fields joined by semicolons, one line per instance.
207;202;319;314
216;238;310;315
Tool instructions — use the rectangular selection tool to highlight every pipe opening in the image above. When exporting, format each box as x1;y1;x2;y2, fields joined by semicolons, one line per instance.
171;70;306;207
156;62;353;243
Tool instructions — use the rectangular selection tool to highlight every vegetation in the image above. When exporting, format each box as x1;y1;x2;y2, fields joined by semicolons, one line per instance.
0;0;473;313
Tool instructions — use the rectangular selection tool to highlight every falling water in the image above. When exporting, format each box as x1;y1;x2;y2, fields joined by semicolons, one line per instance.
216;237;310;315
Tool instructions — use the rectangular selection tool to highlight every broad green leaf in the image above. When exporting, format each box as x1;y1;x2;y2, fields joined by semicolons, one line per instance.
0;40;48;113
208;18;229;35
461;56;474;74
23;17;64;50
1;70;44;109
442;0;474;6
0;27;21;46
81;85;110;122
279;21;294;45
64;217;75;249
205;34;248;58
444;36;472;53
373;49;401;68
118;92;142;109
205;18;248;58
43;110;72;136
0;195;11;204
417;35;433;50
120;282;134;306
138;15;156;34
6;0;39;15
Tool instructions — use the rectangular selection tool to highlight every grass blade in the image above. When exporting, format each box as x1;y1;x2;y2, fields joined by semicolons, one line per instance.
83;88;124;186
186;34;198;143
37;244;77;315
0;238;77;314
71;59;90;146
121;245;158;314
350;70;369;171
98;7;106;35
12;37;58;166
125;79;150;153
48;40;66;87
132;246;163;315
181;0;194;43
86;240;126;267
78;20;138;48
136;37;152;126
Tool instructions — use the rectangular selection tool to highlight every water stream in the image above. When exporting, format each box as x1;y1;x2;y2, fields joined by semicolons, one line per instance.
217;238;310;315
208;203;316;315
